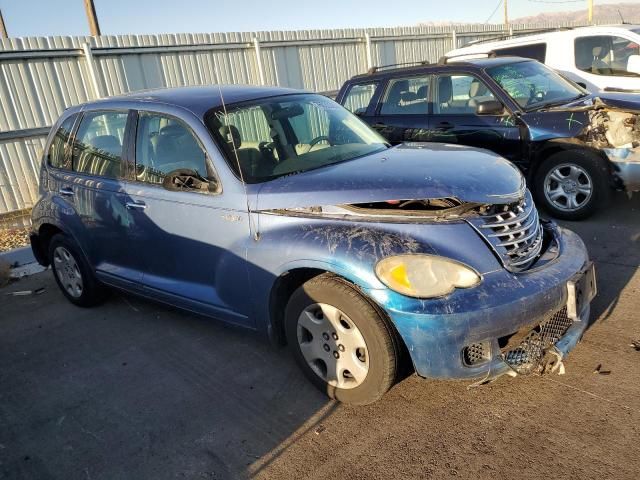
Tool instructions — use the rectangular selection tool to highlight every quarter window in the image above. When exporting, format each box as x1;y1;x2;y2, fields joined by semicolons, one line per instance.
575;35;640;76
48;114;77;169
494;43;547;63
135;112;211;188
434;74;496;114
380;76;429;115
72;111;127;177
342;82;378;115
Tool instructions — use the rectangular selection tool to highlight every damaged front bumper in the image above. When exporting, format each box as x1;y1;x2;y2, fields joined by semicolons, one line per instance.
604;147;640;192
365;224;592;382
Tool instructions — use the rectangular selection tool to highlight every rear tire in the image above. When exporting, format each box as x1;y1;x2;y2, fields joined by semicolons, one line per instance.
285;274;400;405
49;233;107;307
533;150;609;220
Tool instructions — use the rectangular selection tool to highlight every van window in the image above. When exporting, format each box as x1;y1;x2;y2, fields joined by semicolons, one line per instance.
575;35;640;77
72;111;128;178
342;83;378;115
135;112;211;188
380;76;429;115
493;43;547;63
48;114;77;169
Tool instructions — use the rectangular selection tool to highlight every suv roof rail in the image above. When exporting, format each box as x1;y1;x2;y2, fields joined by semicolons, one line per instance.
366;60;432;74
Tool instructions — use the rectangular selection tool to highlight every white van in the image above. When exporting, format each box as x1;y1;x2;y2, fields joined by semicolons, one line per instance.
447;25;640;93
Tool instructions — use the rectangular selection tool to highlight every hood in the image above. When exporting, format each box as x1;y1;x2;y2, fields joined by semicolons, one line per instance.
250;143;525;211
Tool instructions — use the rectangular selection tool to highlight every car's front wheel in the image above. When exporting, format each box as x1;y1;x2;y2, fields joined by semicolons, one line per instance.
533;150;609;220
49;233;107;307
285;274;400;405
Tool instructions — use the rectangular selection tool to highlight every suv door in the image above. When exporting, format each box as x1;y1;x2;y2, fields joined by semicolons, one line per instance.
429;73;522;163
61;109;138;288
123;110;252;327
368;75;431;144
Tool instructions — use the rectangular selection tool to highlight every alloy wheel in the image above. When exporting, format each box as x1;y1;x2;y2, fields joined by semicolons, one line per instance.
543;163;593;212
53;246;83;298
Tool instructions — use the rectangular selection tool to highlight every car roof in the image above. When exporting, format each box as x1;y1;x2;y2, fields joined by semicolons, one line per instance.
79;85;306;117
350;56;529;81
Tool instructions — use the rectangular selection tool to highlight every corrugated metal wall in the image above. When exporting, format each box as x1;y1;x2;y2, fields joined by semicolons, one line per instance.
0;19;631;215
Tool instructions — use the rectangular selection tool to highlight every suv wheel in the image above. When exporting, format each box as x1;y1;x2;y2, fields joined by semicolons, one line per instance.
534;150;609;220
49;233;107;307
285;274;400;405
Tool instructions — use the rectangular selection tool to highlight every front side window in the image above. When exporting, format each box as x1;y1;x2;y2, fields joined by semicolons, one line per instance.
379;76;429;115
135;112;212;190
48;114;77;169
575;35;640;77
72;111;128;178
206;94;388;183
434;74;496;114
342;82;378;115
487;61;586;110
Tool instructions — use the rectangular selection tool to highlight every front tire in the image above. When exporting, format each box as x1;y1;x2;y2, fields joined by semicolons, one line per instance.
285;274;400;405
49;233;107;307
533;150;609;220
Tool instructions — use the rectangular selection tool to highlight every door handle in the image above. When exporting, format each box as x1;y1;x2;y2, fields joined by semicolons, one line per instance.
435;122;454;131
125;201;147;210
372;123;387;129
59;187;74;197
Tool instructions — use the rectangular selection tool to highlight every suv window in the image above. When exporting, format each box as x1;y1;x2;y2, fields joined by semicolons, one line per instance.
342;82;377;115
380;76;429;115
48;114;77;169
72;111;127;178
135;112;211;187
434;74;496;114
494;43;547;63
575;35;640;76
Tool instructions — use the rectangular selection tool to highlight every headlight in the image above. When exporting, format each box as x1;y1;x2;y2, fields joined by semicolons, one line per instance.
375;254;481;299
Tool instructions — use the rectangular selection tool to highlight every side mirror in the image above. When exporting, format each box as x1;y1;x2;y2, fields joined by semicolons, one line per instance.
162;169;212;192
627;54;640;75
476;100;505;115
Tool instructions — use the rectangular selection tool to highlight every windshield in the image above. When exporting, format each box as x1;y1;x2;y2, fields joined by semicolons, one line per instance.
206;94;388;183
487;61;586;111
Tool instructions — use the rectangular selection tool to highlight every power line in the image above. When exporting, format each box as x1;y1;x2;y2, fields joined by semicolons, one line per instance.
485;0;504;23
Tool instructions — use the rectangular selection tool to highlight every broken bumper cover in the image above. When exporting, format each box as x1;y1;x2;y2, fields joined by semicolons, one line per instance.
604;147;640;192
366;225;591;381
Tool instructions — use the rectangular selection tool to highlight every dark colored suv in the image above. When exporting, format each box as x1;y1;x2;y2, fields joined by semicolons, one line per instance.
337;57;640;220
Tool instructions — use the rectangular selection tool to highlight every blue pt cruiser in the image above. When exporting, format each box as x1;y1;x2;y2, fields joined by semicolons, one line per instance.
30;86;596;404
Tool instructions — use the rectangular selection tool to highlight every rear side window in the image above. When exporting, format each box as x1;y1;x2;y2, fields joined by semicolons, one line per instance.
494;43;547;63
380;76;429;115
135;112;211;187
72;111;128;178
48;115;77;169
342;82;378;115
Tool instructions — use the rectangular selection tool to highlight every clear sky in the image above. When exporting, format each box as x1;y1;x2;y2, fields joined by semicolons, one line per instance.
0;0;634;37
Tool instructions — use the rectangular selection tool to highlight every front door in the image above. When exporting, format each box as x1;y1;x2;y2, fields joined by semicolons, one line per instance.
429;73;522;164
123;110;252;327
368;75;431;144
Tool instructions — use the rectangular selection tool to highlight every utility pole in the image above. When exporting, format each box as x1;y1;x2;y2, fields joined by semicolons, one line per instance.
504;0;509;30
587;0;594;24
84;0;101;36
0;9;8;38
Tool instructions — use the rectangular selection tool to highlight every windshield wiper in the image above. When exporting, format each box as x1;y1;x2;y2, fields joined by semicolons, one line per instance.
526;94;588;112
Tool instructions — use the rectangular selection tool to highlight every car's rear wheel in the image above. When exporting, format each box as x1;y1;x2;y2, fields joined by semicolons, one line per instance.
49;233;107;307
285;274;400;405
534;150;609;220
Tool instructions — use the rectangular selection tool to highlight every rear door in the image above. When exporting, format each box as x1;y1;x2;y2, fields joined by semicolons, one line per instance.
428;72;522;163
122;109;252;327
368;75;431;144
57;109;139;288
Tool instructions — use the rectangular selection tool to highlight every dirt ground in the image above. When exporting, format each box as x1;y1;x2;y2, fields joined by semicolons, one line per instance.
1;193;639;480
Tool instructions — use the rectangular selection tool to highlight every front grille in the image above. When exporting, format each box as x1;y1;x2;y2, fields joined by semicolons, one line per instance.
469;190;543;272
503;307;574;375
